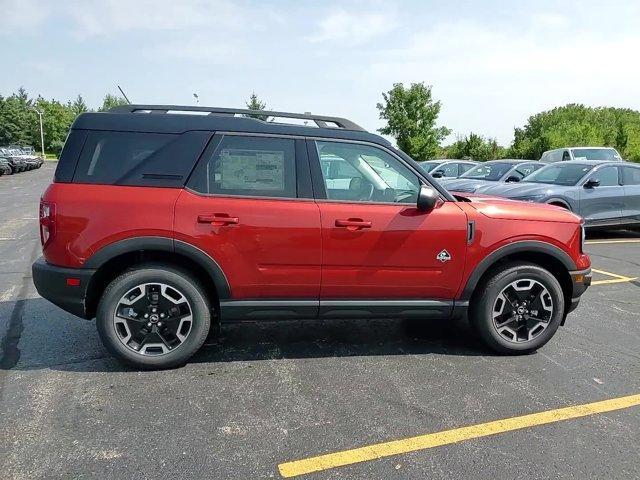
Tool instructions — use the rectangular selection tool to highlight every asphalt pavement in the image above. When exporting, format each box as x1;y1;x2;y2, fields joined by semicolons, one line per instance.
1;163;638;479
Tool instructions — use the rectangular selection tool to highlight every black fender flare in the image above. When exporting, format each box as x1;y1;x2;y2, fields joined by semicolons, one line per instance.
84;236;231;299
545;198;572;211
460;240;576;301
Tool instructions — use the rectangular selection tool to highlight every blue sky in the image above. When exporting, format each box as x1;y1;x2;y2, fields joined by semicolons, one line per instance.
2;0;639;145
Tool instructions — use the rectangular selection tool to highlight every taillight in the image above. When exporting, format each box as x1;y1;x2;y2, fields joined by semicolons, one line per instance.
39;201;56;248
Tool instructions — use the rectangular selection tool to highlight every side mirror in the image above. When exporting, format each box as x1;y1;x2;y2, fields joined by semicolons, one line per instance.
417;185;438;211
584;178;600;188
505;175;520;183
431;170;444;178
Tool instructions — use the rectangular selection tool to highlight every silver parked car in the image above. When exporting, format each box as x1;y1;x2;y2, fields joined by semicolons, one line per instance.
438;159;545;193
417;159;477;178
540;146;623;163
476;161;640;228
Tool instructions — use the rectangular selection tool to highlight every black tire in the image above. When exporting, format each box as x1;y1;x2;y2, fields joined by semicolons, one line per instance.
96;264;211;369
469;262;565;354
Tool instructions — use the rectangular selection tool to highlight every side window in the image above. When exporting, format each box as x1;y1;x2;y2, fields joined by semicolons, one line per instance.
512;163;540;179
316;141;420;204
437;163;458;177
189;135;296;198
73;131;176;184
460;163;475;174
621;166;640;185
562;150;571;161
591;166;619;186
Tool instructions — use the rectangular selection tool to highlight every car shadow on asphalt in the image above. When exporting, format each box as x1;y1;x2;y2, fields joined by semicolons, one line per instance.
1;298;490;373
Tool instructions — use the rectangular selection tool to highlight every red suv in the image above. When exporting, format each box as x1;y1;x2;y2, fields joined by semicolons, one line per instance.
32;105;591;369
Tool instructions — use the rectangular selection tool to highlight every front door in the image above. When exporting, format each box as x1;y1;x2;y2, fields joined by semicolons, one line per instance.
174;134;321;317
579;165;623;226
309;139;468;307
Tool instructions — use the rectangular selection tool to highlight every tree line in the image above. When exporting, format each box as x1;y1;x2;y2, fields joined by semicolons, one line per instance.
0;88;128;154
1;85;639;162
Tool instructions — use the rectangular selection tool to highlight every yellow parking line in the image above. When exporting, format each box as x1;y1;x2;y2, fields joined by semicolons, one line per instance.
278;393;640;478
585;239;640;244
591;268;637;286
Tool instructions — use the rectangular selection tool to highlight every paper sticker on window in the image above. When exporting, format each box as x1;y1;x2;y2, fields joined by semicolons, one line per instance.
220;149;285;191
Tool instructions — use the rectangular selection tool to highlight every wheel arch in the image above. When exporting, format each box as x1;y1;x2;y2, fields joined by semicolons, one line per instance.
461;241;575;312
84;237;230;319
545;198;572;210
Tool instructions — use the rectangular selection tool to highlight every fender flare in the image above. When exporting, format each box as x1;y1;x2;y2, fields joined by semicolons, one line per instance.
84;236;231;299
545;198;572;211
460;240;576;301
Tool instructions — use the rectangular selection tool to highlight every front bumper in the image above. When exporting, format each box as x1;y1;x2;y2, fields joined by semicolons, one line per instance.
32;256;96;319
567;268;592;314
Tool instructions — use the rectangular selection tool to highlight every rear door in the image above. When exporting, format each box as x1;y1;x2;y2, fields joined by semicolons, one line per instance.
308;139;468;315
174;133;321;316
579;165;623;225
621;165;640;225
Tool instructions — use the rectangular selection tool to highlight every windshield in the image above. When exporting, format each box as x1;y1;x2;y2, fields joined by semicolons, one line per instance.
460;162;516;181
571;148;620;161
524;163;593;186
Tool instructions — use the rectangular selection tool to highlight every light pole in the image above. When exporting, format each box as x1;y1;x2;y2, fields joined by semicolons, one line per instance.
31;107;45;158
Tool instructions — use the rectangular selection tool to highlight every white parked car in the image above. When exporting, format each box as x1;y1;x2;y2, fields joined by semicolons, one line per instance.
540;147;623;163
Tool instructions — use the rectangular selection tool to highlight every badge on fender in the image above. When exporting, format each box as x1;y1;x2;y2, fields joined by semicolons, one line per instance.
437;250;451;263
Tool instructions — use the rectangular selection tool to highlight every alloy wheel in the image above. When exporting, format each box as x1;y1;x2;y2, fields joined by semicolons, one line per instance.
492;278;554;343
113;282;193;356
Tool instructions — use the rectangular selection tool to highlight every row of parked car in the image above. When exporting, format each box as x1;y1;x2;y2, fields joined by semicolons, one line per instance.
418;148;639;229
0;146;44;175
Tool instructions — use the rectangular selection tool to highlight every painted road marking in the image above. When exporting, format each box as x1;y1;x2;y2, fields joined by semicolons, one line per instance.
278;393;640;478
591;268;637;286
586;239;640;245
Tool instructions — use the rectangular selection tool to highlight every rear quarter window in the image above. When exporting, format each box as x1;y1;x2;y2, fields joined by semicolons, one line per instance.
72;130;211;187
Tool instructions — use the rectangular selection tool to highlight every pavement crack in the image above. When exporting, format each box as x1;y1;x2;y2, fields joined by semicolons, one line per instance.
0;241;40;371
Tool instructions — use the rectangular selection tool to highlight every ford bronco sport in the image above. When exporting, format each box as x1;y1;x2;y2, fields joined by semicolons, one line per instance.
32;105;592;369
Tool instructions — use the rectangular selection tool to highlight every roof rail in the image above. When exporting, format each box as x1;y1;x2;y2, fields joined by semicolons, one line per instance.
108;104;366;132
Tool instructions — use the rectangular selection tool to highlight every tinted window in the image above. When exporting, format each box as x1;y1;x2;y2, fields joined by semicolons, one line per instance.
460;163;475;174
74;131;175;184
526;163;592;186
590;166;619;186
433;163;459;177
189;135;296;198
571;148;621;161
562;151;571;161
418;161;442;173
622;166;640;185
461;162;516;181
316;141;420;204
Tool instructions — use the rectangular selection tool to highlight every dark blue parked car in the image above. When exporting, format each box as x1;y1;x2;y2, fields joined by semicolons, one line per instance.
476;161;640;228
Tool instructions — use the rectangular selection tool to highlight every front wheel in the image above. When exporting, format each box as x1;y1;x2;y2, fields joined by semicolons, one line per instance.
96;265;211;369
470;262;565;354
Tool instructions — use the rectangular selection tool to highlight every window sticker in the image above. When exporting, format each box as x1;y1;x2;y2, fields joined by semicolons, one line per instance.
219;149;285;191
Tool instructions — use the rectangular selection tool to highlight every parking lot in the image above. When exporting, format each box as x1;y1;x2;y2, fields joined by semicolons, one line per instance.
0;162;638;479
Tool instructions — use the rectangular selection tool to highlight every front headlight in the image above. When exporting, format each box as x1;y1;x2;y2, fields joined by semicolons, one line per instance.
513;194;545;202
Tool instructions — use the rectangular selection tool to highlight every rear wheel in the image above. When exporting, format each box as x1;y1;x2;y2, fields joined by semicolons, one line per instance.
96;265;211;369
470;262;565;354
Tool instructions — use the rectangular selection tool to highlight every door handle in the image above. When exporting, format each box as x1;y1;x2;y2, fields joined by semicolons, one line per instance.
197;214;239;226
335;218;372;229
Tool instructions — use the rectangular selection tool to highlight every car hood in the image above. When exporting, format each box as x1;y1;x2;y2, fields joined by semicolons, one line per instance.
475;182;567;198
455;193;582;224
438;178;494;192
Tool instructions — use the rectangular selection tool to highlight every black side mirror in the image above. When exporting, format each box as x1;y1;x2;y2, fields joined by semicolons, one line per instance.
431;170;444;178
505;175;520;183
584;178;600;188
417;185;438;211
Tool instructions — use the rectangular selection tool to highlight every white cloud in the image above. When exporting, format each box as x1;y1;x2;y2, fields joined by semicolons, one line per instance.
0;0;51;33
306;8;397;45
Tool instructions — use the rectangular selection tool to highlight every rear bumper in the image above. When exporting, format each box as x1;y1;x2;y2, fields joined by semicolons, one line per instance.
32;256;95;319
567;268;592;314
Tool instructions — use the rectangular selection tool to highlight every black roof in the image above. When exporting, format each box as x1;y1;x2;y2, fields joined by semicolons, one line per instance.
72;104;391;147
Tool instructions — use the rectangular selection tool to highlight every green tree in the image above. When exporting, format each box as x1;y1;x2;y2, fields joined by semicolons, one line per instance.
244;92;268;120
68;94;89;116
443;132;508;161
0;87;33;147
32;96;75;154
511;104;640;162
99;93;128;111
376;83;451;160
